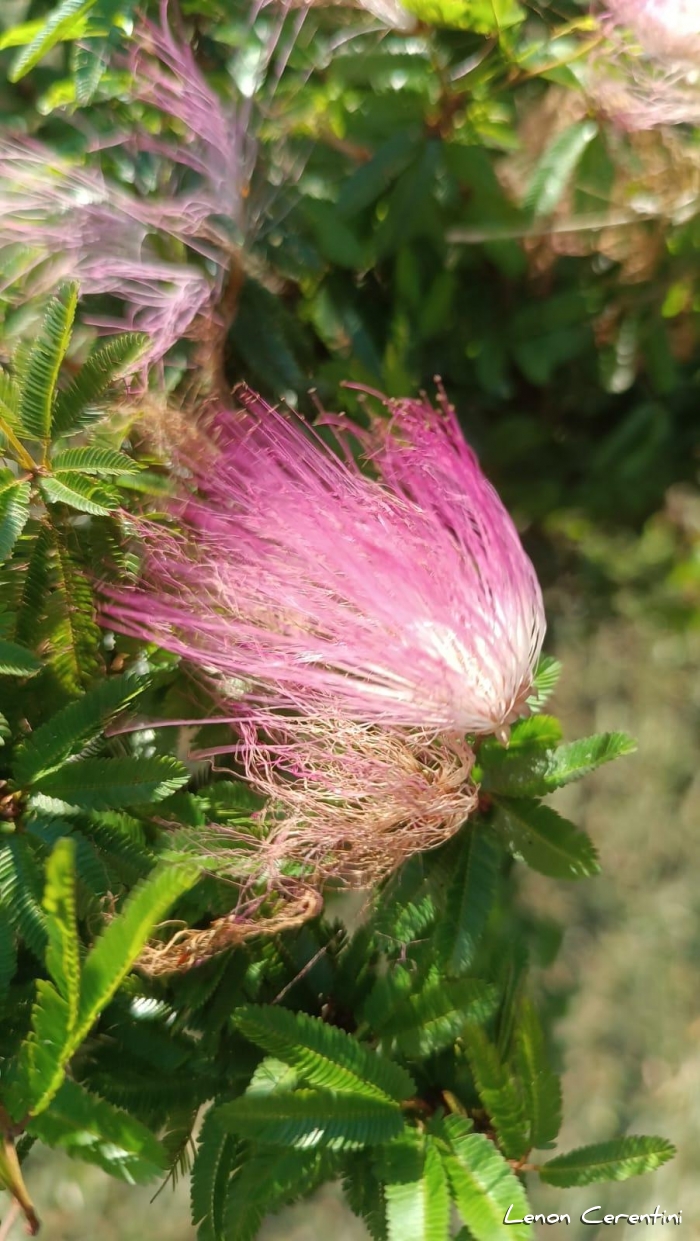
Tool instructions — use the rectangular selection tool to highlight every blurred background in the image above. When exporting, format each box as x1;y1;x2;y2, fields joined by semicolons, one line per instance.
2;0;700;1235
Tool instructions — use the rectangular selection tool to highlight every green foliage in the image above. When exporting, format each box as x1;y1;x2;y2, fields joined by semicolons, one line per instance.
191;1109;242;1241
382;1136;450;1241
51;333;148;438
218;1090;405;1151
0;478;30;563
6;0;96;81
28;1077;168;1183
378;976;498;1058
0;639;42;677
19;283;78;446
13;673;147;785
480;723;636;798
434;1116;533;1241
513;1000;562;1150
235;1005;416;1102
4;840;197;1122
435;830;500;975
525;122;599;218
539;1136;676;1187
492;800;600;880
76;860;198;1035
31;754;189;811
461;1023;529;1161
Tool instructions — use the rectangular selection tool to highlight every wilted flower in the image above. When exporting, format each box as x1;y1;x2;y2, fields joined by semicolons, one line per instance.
217;712;477;885
104;386;546;740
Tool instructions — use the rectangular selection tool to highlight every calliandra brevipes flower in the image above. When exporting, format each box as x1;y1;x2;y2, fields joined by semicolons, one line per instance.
605;0;700;60
0;139;219;363
103;386;546;741
591;0;700;128
0;10;247;362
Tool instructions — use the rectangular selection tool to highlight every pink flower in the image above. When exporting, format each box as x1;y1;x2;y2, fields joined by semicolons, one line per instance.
126;1;253;230
605;0;700;60
591;0;700;128
0;8;246;361
104;386;546;740
0;139;222;361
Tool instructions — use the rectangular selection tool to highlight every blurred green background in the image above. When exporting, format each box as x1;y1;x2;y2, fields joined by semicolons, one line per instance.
2;0;700;1235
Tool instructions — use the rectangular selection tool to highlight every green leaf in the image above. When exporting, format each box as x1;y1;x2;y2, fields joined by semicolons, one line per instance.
218;1090;405;1150
0;639;42;677
28;1078;168;1183
52;333;148;438
528;655;562;711
246;1057;299;1096
0;20;47;50
72;38;108;106
9;0;96;81
380;977;498;1058
0;838;47;958
15;525;53;649
435;830;499;975
574;131;616;216
234;1005;416;1103
15;673;147;786
77;861;198;1041
481;729;635;798
539;1136;676;1188
18;283;78;442
337;131;421;218
384;1137;450;1241
32;755;189;811
513;999;562;1150
5;840;78;1117
49;522;103;692
0;367;21;425
51;446;141;475
43;838;80;1030
40;473;117;516
525;122;599;218
492;799;599;880
0;908;17;997
436;1117;534;1241
6;977;73;1117
401;0;525;33
0;480;30;563
223;1147;332;1241
478;716;562;795
535;733;637;792
191;1108;241;1241
375;142;441;258
343;1154;388;1241
461;1025;529;1161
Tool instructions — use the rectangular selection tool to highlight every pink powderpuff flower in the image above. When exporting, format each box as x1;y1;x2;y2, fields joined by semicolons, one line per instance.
206;713;478;888
605;0;700;61
591;0;700;128
103;386;546;741
0;7;247;362
126;1;254;230
0;139;222;362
